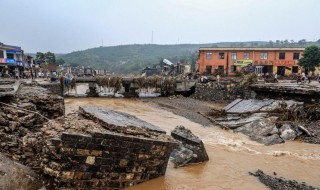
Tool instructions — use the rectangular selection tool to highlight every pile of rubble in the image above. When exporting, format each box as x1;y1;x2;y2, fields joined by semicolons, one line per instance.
0;83;64;165
203;99;315;145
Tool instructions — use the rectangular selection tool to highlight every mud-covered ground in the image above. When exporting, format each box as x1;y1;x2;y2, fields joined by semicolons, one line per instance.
137;96;227;126
250;170;318;190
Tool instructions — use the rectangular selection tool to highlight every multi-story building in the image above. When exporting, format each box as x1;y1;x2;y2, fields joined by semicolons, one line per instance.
197;47;305;76
0;43;24;75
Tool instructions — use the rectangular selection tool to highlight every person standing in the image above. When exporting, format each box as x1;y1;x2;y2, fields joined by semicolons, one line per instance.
15;70;19;80
307;72;312;83
216;74;220;83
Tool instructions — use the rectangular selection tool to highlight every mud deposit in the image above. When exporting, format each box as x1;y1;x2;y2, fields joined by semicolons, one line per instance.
65;97;320;190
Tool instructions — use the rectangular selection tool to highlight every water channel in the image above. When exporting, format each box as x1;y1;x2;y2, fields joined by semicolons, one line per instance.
65;98;320;190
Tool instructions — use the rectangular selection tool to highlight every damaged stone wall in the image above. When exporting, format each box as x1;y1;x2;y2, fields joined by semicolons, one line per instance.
45;131;175;189
191;81;256;101
38;106;177;189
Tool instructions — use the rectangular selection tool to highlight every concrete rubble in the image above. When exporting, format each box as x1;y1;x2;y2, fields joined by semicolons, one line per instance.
0;83;64;165
0;82;177;189
207;99;312;145
170;126;209;168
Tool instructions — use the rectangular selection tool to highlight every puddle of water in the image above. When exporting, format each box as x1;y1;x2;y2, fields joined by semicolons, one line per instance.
65;98;320;189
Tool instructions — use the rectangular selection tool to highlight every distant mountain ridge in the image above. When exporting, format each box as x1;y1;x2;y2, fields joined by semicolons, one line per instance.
31;40;320;74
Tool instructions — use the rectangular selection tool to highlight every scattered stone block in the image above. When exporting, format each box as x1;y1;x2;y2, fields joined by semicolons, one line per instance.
170;126;209;168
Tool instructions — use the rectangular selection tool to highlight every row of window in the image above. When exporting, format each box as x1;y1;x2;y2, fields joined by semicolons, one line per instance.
0;50;17;59
205;52;300;60
206;65;300;74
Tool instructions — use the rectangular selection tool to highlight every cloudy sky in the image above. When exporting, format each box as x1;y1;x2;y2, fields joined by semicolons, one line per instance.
1;0;319;53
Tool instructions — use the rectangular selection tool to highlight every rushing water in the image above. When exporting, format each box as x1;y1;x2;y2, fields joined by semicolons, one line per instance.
65;98;320;190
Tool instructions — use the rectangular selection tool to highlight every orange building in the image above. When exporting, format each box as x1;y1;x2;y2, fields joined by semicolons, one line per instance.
197;47;305;76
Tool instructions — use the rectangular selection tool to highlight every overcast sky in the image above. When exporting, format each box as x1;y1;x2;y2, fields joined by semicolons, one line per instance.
1;0;319;53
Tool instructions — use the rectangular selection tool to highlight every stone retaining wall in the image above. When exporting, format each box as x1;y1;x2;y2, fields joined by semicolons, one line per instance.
191;81;256;101
44;131;176;189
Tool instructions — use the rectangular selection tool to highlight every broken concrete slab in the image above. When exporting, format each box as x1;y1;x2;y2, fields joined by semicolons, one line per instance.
225;99;274;113
79;106;165;134
235;118;284;145
170;126;209;167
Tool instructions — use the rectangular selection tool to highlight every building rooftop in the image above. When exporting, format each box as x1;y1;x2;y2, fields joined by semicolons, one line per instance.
199;47;305;51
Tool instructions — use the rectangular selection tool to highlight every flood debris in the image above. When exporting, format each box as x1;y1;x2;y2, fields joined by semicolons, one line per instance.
202;98;315;145
249;170;319;190
0;83;64;164
170;126;209;168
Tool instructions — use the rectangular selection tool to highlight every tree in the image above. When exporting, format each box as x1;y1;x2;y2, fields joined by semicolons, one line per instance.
35;52;45;63
56;58;65;66
44;52;56;65
298;39;307;46
268;40;274;47
298;45;320;71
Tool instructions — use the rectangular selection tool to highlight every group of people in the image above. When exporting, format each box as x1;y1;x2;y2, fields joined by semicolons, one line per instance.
296;72;320;84
262;72;279;83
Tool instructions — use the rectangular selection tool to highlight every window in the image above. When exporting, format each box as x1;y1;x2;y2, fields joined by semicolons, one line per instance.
292;66;299;73
244;52;250;59
293;53;300;60
0;50;4;58
279;52;285;60
218;52;224;59
206;66;212;74
260;53;268;60
231;53;237;60
231;66;237;72
6;53;14;59
206;52;212;60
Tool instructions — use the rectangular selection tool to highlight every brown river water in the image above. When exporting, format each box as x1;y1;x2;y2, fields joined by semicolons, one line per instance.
65;98;320;190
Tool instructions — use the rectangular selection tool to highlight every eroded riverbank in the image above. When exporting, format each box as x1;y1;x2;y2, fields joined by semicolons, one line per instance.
65;97;320;190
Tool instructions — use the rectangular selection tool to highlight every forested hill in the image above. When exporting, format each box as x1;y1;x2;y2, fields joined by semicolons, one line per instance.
59;40;320;74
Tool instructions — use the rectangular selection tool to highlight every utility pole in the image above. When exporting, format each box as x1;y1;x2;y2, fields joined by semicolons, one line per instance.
151;31;154;44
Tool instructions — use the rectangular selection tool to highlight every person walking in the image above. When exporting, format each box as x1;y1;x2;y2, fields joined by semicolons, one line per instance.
301;72;306;84
274;73;279;83
297;73;302;84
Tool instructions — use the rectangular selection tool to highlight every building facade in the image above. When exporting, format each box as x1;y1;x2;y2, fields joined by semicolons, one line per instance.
0;43;24;75
197;47;305;76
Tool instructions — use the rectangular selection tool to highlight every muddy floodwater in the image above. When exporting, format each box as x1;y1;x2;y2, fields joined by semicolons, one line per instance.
65;98;320;190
